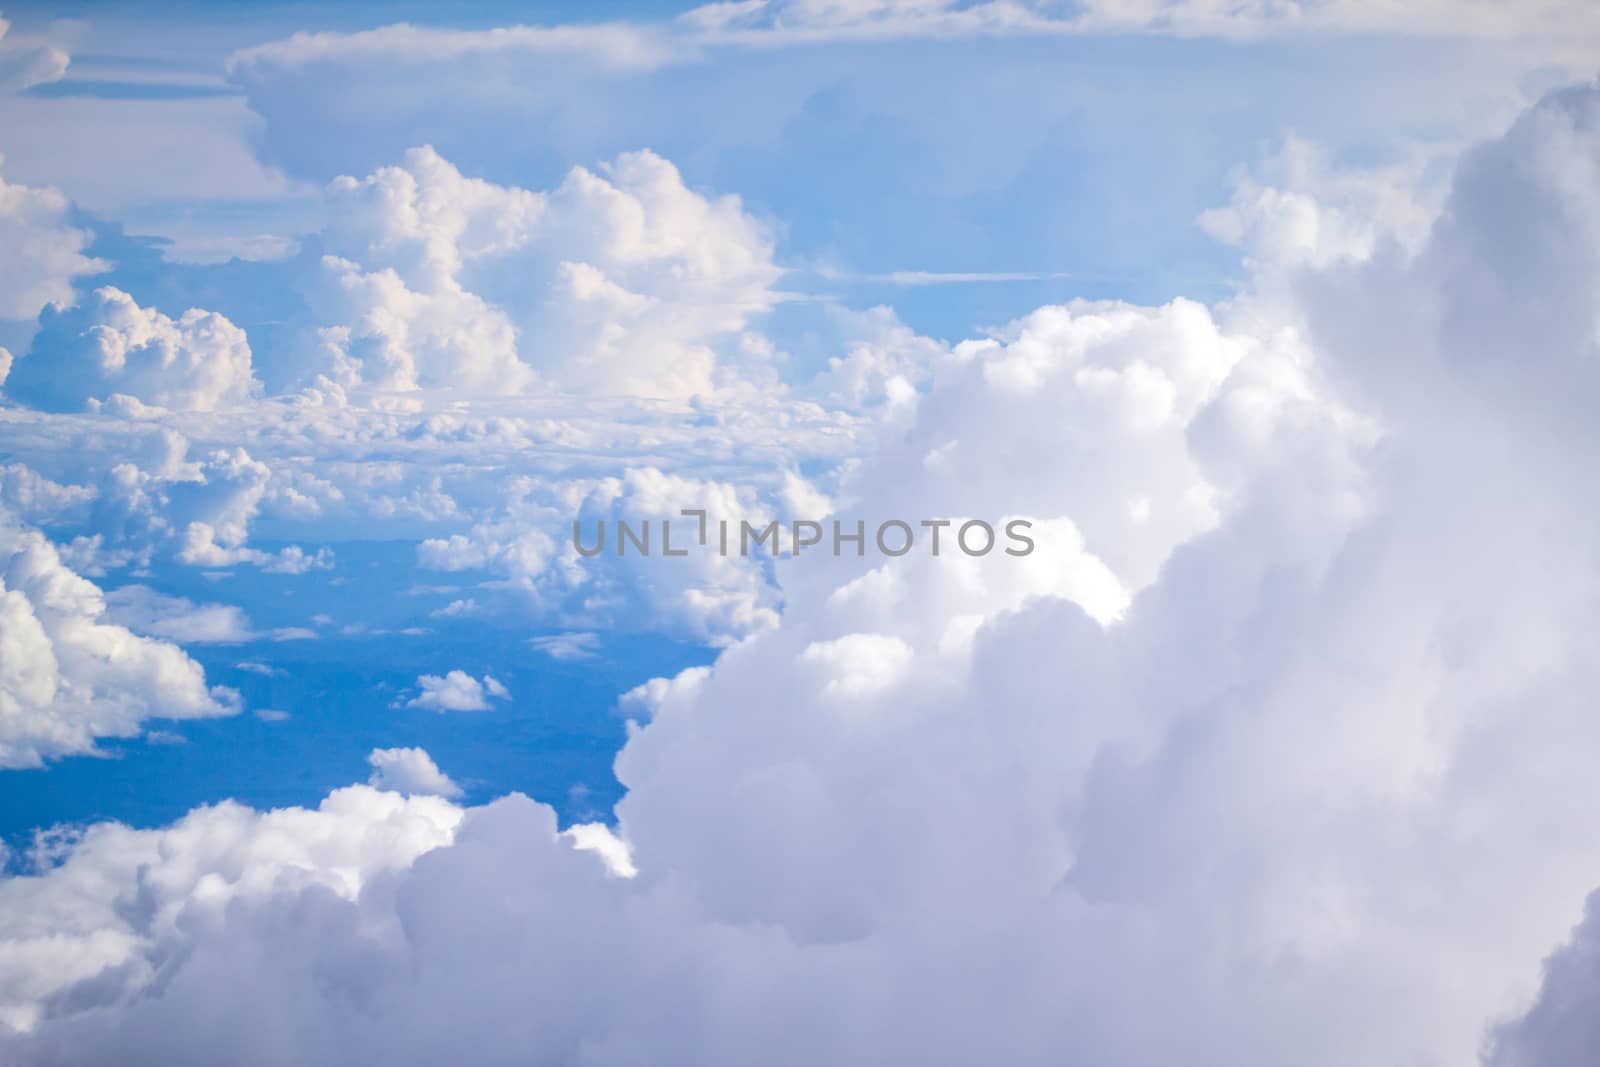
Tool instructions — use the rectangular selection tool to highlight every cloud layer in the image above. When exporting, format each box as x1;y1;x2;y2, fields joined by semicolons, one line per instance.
1;81;1599;1066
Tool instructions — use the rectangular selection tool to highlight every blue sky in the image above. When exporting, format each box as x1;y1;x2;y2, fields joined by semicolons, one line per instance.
0;542;713;842
3;2;1600;1064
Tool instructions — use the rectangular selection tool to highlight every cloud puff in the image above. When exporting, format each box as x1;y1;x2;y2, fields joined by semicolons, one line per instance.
0;463;94;526
4;288;259;413
1199;135;1442;271
0;360;853;604
403;670;509;713
0;784;461;1034
68;436;332;576
505;149;782;397
291;146;782;400
0;159;104;322
0;511;240;769
366;747;464;798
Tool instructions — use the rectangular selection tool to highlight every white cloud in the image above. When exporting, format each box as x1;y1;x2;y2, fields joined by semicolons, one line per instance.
529;631;601;661
103;585;256;644
142;729;186;747
0;784;461;1034
322;144;545;290
0;511;240;769
417;466;786;645
403;670;509;713
295;146;783;400
92;442;333;575
178;524;332;574
4;288;259;413
302;147;541;395
366;747;464;798
0;367;856;603
0;157;104;322
562;821;637;878
0;463;94;525
796;631;912;698
1199;135;1445;274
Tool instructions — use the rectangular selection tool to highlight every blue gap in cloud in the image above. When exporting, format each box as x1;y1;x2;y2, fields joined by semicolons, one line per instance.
0;540;714;852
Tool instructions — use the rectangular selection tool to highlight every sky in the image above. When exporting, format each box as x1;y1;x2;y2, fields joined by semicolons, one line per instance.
3;1;1600;1064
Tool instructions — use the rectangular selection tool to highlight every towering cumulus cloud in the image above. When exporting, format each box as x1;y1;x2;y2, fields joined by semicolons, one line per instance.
1;81;1599;1066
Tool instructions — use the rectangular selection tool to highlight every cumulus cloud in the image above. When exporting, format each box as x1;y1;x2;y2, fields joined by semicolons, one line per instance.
0;361;852;603
1199;136;1444;271
296;146;782;400
0;159;104;322
403;670;509;713
504;149;783;397
0;511;240;768
108;441;330;575
4;288;259;413
0;784;461;1034
366;747;463;798
418;466;784;644
294;145;541;396
0;463;94;525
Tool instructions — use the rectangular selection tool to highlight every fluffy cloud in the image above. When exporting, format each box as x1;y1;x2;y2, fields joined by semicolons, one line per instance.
366;747;464;798
5;70;1600;1067
0;365;853;598
299;145;540;395
418;466;785;644
0;159;103;322
0;511;240;769
502;149;782;397
4;288;259;413
292;146;781;400
0;463;93;525
0;784;461;1034
403;670;509;713
1199;136;1443;271
54;433;333;576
